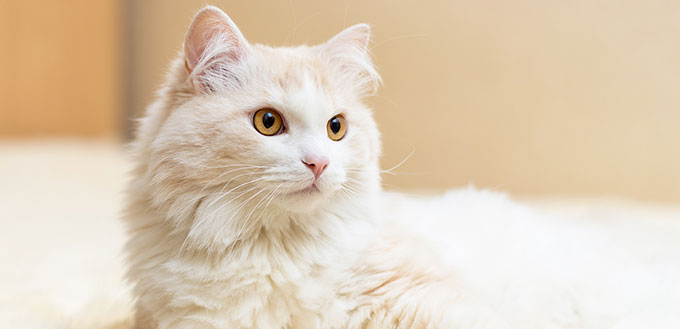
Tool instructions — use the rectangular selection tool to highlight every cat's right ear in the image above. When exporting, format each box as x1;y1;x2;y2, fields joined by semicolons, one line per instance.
184;6;249;92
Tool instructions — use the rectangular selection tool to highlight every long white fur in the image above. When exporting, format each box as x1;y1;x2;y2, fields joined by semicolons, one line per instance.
123;5;680;329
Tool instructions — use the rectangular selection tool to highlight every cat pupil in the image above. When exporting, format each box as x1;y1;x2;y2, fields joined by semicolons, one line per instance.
330;118;341;134
262;112;275;129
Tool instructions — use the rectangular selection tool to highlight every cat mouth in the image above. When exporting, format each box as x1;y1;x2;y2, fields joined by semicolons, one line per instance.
289;183;320;196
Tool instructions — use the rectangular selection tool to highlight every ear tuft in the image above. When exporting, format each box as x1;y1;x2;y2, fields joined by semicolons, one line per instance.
321;24;381;97
184;6;248;92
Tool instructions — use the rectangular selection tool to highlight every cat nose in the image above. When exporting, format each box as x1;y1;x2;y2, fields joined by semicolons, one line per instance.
302;157;329;178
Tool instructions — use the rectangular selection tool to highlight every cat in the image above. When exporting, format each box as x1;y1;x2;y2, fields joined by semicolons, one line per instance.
122;5;680;329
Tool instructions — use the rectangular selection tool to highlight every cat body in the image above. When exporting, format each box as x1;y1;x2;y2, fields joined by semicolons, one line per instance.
123;6;680;329
124;54;472;328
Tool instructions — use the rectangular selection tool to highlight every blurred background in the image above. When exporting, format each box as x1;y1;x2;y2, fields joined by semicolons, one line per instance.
1;0;679;202
1;1;679;327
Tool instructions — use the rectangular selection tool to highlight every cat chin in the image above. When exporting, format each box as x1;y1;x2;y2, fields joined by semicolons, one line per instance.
272;186;333;214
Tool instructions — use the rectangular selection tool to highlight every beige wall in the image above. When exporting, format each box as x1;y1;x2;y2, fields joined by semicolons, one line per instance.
0;0;121;137
130;0;680;203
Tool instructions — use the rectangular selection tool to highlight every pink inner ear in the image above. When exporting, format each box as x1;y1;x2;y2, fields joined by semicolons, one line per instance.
184;7;246;73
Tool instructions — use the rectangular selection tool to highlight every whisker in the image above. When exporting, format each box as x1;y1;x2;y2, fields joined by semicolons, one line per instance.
202;182;264;222
237;183;284;239
200;164;268;170
339;180;361;198
381;149;415;175
194;166;264;198
338;186;357;201
181;176;264;246
203;176;265;210
218;188;267;242
179;183;264;253
182;166;267;207
238;187;276;236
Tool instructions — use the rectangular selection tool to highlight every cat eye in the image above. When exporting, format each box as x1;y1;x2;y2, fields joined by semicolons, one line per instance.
253;108;284;136
327;115;347;141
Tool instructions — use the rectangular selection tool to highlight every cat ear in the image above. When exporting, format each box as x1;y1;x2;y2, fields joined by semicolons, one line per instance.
184;6;249;92
320;24;381;96
323;24;371;56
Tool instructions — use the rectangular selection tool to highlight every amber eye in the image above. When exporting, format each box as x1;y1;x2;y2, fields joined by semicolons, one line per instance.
327;115;347;141
253;109;283;136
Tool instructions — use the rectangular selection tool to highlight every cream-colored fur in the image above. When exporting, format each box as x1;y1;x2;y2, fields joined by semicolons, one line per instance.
122;6;680;329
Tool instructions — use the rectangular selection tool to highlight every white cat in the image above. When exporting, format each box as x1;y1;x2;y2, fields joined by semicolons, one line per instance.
122;6;680;328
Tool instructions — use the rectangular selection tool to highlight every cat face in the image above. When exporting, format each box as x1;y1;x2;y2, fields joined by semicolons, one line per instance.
146;6;381;218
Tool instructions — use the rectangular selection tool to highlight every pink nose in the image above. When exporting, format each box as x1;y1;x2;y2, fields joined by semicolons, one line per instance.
302;157;329;178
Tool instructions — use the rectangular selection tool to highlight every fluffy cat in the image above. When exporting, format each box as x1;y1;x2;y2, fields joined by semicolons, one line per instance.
123;6;680;329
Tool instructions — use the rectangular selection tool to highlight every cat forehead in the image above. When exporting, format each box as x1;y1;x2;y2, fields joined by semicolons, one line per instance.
277;74;337;122
263;48;331;93
256;46;341;120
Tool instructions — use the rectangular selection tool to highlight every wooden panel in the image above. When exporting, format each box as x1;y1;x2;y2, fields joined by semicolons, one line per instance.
0;0;121;137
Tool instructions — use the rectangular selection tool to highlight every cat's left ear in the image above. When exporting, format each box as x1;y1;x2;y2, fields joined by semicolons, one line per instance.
320;24;381;96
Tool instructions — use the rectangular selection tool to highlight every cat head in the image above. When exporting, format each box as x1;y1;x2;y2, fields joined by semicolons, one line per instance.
137;6;382;241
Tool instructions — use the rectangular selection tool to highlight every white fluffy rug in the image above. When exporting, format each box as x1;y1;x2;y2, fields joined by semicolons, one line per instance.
0;140;132;329
1;139;678;329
